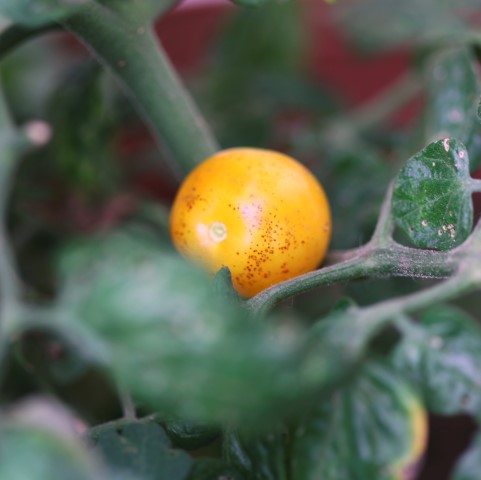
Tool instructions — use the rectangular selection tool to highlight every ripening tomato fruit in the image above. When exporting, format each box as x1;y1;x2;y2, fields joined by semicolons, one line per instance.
392;393;428;480
170;148;331;297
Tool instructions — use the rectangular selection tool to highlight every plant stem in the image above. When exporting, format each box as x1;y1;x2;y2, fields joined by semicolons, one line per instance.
0;83;25;369
247;243;459;317
247;180;463;317
326;182;395;265
358;265;476;339
368;182;395;244
468;178;481;193
118;387;137;420
346;72;422;130
0;89;22;313
63;2;219;179
0;23;60;59
303;260;479;384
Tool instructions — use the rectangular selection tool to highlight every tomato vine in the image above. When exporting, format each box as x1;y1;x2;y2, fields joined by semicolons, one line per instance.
1;1;481;479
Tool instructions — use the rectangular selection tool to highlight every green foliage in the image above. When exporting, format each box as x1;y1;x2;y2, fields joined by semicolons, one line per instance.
55;231;311;427
0;423;105;480
192;0;337;149
2;0;481;479
393;306;481;416
187;459;244;480
164;420;219;451
229;0;270;8
291;363;425;480
91;0;178;23
87;418;192;480
392;138;473;250
0;0;86;26
211;267;243;306
319;146;392;249
424;47;480;165
453;433;481;480
224;429;289;480
46;64;119;195
0;0;176;27
336;0;480;52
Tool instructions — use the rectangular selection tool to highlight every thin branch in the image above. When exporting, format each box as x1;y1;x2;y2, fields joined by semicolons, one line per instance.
246;243;459;318
369;181;395;245
0;87;22;312
118;387;137;421
468;177;481;193
63;2;219;178
357;264;477;340
342;72;422;132
0;23;61;59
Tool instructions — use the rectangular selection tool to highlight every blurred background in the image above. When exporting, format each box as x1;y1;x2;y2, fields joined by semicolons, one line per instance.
1;0;480;478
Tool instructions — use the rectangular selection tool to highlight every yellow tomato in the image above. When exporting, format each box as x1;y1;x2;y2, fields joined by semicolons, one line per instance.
170;148;331;297
392;396;428;480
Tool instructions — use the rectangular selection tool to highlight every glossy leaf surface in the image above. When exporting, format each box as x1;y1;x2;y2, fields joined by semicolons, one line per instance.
187;459;244;480
224;429;289;480
393;306;481;415
291;363;427;480
87;419;192;480
164;420;219;451
392;138;473;250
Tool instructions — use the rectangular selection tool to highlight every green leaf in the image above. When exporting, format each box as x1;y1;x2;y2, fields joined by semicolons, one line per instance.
87;419;192;480
392;306;481;416
465;132;481;173
211;267;242;307
0;0;86;26
318;146;392;249
46;64;119;195
55;231;307;428
303;298;372;382
424;47;479;156
62;0;218;175
392;138;473;250
0;423;105;480
224;428;289;480
164;420;219;451
452;433;481;480
193;0;309;149
291;363;427;480
187;459;244;480
0;0;176;27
